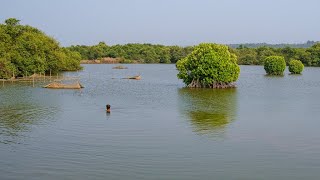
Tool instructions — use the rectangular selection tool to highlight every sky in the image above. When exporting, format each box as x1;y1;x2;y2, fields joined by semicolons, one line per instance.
1;0;319;46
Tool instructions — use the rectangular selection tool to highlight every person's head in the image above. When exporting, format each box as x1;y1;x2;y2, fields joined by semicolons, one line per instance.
106;104;111;113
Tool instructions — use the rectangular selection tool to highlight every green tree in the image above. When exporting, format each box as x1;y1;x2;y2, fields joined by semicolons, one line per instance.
264;56;286;75
288;60;304;74
169;46;184;63
0;18;82;78
256;46;278;65
176;43;240;88
58;48;82;71
139;46;158;63
280;46;297;63
306;43;320;66
295;48;311;66
5;18;20;26
0;58;15;79
156;46;170;63
234;47;258;65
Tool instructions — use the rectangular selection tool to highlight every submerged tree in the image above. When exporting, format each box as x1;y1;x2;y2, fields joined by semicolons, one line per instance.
264;56;286;75
176;43;240;88
288;60;304;74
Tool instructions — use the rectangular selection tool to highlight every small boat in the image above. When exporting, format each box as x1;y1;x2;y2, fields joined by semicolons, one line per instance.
121;75;141;80
112;65;128;69
127;75;141;80
43;82;84;89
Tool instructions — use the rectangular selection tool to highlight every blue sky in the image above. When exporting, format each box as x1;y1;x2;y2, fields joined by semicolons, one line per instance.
1;0;319;46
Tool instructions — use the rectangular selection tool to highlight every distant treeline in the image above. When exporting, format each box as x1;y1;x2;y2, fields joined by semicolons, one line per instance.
0;18;82;79
67;42;320;66
228;41;318;48
67;42;194;64
233;44;320;66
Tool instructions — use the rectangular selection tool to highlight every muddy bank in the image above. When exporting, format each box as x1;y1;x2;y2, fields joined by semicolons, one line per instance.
80;57;121;64
80;57;139;64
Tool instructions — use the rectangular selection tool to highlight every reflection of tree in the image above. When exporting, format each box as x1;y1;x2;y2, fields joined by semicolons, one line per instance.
0;85;62;144
178;88;238;136
0;103;58;144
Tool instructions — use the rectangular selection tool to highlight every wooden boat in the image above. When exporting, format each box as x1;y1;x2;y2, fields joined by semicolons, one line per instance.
126;75;141;80
112;65;128;69
43;82;84;89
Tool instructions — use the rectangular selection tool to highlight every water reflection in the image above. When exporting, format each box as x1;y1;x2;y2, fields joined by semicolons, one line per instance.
0;103;58;144
178;88;238;136
0;76;79;145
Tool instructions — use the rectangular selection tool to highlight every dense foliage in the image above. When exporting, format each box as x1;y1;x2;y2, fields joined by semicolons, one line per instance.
67;43;194;64
234;44;320;67
176;43;240;88
289;60;304;74
0;18;82;79
264;56;286;75
67;41;320;67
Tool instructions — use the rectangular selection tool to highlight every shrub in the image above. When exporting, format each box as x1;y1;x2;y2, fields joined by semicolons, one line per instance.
264;56;286;75
0;18;82;78
119;58;133;64
176;43;240;88
288;60;304;74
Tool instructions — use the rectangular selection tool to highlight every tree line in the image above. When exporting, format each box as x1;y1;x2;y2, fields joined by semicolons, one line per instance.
228;41;317;49
67;42;194;64
67;42;320;66
1;18;319;80
0;18;82;79
232;44;320;66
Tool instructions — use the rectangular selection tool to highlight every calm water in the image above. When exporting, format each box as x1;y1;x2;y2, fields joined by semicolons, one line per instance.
1;65;320;179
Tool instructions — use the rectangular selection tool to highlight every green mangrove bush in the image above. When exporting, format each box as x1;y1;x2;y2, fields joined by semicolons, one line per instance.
288;60;304;74
264;56;286;75
0;18;82;79
176;43;240;88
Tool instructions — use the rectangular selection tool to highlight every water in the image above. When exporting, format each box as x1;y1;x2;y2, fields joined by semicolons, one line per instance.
1;64;320;179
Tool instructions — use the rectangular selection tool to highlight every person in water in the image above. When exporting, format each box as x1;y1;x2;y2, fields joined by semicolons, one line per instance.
106;104;111;113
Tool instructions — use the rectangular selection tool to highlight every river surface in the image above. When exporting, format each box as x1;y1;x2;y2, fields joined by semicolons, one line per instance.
0;64;320;179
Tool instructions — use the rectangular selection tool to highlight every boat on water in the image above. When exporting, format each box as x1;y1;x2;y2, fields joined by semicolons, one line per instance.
43;82;84;89
112;65;128;69
126;75;141;80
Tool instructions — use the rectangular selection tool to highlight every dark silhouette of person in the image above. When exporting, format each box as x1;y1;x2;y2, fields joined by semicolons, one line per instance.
106;104;111;113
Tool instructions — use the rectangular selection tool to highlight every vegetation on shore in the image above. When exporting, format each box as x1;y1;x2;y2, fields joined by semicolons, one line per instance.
234;44;320;67
264;56;286;75
289;60;304;74
67;42;194;64
1;17;319;81
67;42;320;67
0;18;82;79
176;43;240;88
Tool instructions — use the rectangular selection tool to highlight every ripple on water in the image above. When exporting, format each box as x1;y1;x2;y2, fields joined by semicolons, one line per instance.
0;104;59;144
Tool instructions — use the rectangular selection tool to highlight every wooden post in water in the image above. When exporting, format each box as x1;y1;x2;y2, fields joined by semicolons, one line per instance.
33;75;35;87
12;71;14;83
2;79;4;87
